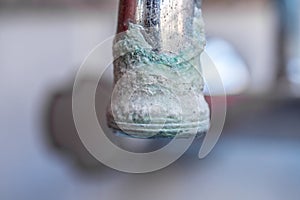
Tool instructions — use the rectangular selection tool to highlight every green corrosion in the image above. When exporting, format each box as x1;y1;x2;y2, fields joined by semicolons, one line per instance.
113;7;206;74
108;7;209;139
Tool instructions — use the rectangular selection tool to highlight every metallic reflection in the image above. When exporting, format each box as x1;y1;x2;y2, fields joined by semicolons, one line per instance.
118;0;196;53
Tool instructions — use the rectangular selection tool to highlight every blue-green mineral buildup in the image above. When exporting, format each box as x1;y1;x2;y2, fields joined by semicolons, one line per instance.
107;7;210;138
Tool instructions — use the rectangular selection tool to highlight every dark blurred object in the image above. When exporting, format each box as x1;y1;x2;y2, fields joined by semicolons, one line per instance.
46;81;101;170
47;75;176;169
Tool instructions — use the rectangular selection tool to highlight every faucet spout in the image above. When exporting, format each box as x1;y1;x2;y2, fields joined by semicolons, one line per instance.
107;0;210;138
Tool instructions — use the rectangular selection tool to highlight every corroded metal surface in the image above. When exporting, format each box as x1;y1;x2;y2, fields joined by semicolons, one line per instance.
107;0;209;138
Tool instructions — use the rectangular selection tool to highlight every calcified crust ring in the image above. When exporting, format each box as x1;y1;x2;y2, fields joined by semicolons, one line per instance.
107;1;210;138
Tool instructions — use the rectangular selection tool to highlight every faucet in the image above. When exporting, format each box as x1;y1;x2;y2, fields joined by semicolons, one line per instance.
107;0;210;139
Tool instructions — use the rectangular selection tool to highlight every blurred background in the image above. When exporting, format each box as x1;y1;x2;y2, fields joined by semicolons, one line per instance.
1;0;300;199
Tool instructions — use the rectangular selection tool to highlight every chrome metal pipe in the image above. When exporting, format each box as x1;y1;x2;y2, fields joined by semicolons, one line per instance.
117;0;201;53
